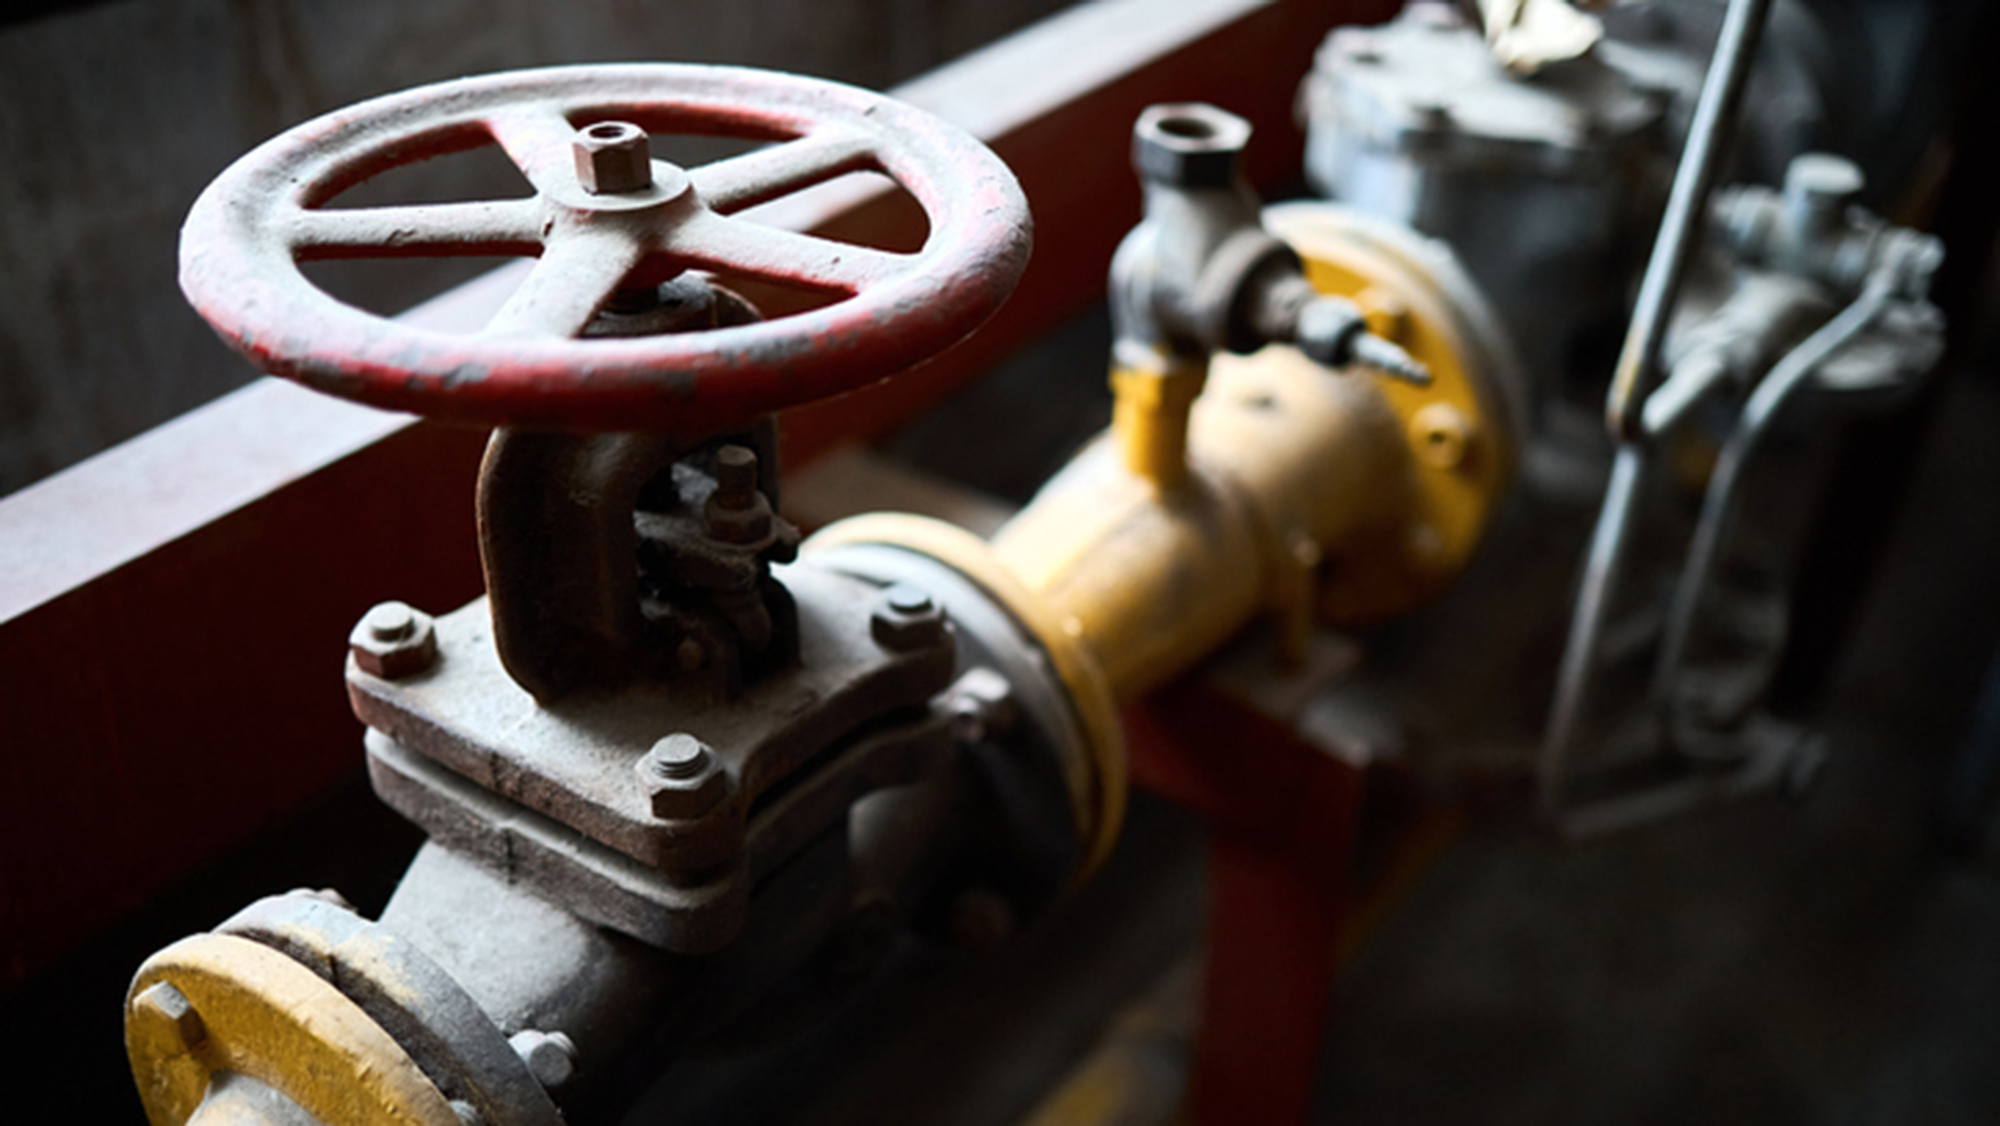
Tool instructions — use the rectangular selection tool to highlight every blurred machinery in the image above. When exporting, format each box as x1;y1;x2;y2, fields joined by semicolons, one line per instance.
1289;0;1944;831
118;0;1956;1123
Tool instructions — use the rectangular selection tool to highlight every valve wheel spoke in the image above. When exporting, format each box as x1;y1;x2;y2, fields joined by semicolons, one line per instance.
687;130;878;214
667;209;911;294
284;199;546;260
482;226;647;339
485;105;587;195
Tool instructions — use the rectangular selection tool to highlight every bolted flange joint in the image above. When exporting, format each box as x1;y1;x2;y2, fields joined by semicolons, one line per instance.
637;733;729;819
870;583;948;652
348;601;437;679
572;120;654;194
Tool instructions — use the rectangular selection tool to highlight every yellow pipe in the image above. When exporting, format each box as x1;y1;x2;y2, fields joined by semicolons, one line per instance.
812;202;1516;878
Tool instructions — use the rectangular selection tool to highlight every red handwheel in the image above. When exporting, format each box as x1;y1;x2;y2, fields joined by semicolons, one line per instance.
179;64;1032;433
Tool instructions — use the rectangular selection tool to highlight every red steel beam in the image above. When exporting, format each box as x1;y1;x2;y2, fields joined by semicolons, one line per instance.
0;0;1396;990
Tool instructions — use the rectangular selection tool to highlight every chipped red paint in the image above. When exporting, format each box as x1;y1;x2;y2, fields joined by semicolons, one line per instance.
179;65;1033;434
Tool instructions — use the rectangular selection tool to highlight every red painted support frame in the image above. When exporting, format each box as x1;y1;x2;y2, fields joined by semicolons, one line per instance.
1127;686;1366;1125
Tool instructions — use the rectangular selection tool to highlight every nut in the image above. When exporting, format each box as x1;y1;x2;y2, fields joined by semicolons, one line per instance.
1132;103;1251;189
637;734;728;819
508;1029;577;1089
572;121;653;194
349;601;437;679
870;583;947;652
131;981;206;1054
703;444;773;544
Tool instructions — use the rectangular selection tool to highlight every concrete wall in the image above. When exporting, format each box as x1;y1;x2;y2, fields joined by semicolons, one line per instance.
0;0;1071;495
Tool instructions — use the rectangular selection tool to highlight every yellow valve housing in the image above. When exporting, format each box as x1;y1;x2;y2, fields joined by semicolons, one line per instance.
812;201;1522;869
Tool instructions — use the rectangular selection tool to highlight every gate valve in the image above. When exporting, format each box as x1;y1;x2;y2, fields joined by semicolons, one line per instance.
178;64;1031;436
177;64;1031;700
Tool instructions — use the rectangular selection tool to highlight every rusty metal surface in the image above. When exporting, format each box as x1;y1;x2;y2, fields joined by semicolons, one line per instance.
0;0;1381;995
349;565;952;877
178;64;1032;434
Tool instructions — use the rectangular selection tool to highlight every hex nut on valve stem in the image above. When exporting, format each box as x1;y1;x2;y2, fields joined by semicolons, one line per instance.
348;601;437;679
572;121;653;194
638;733;727;819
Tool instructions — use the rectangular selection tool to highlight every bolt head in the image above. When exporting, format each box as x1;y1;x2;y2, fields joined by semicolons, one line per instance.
131;982;206;1054
509;1029;577;1089
364;602;414;642
349;601;437;679
871;584;947;652
572;121;654;194
637;735;728;819
1786;152;1864;209
1133;103;1252;189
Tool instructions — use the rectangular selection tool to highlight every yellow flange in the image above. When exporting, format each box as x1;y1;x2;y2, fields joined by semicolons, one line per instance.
127;933;460;1126
806;512;1127;880
1255;201;1522;623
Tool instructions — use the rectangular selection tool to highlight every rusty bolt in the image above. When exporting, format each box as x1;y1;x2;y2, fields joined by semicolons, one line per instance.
1410;402;1475;470
637;734;727;819
871;583;947;652
508;1029;577;1089
572;121;653;195
1132;103;1251;189
349;601;437;679
131;982;207;1054
704;444;773;544
712;444;759;508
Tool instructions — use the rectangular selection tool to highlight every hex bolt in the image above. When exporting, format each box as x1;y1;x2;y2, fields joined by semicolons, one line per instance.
712;445;759;509
871;583;947;652
704;444;773;544
349;601;437;679
572;121;653;195
637;734;727;819
365;602;413;643
1132;103;1252;189
648;733;710;780
508;1029;577;1089
131;981;207;1054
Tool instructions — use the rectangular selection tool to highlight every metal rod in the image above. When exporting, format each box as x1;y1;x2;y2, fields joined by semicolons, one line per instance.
1538;444;1645;817
1538;0;1774;819
1604;0;1773;439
